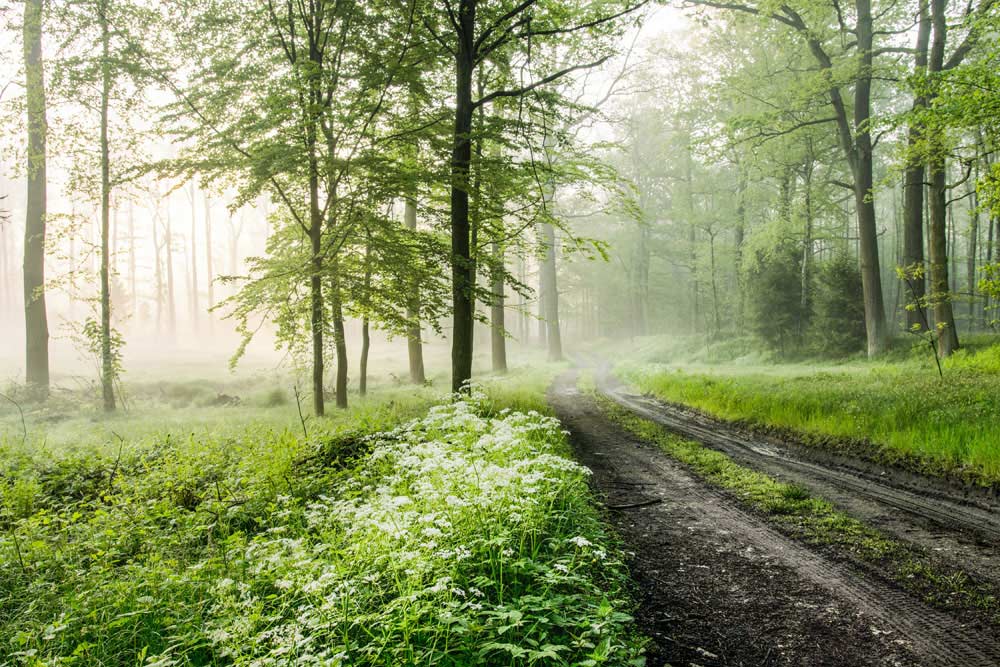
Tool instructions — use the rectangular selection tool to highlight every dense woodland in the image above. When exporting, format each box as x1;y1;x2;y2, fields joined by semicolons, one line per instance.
2;0;1000;404
5;2;1000;666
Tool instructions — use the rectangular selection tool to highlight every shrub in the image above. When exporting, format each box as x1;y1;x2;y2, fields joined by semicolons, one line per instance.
808;253;866;357
745;243;805;356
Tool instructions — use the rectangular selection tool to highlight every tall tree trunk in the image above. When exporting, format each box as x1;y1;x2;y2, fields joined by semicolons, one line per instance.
330;262;348;409
450;0;476;393
490;240;507;372
189;181;199;331
153;208;163;333
308;139;325;416
404;198;426;383
967;173;979;328
128;200;136;318
927;0;959;356
204;192;214;327
165;198;176;339
902;0;931;331
99;0;115;412
360;318;369;396
536;256;546;346
22;0;49;396
801;153;814;335
540;222;562;361
853;0;888;356
735;166;747;330
360;231;372;396
708;230;722;337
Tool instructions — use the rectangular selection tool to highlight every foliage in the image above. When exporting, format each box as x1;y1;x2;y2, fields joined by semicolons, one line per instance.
618;339;1000;485
0;378;642;666
809;254;866;357
744;243;804;356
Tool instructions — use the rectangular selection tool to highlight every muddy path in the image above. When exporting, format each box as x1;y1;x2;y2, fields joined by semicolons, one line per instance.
587;359;1000;595
548;370;1000;667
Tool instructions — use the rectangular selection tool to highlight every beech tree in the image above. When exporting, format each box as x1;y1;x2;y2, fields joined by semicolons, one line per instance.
417;0;647;392
22;0;49;397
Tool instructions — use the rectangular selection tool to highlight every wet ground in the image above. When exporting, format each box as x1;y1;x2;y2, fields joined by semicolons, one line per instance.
549;369;1000;667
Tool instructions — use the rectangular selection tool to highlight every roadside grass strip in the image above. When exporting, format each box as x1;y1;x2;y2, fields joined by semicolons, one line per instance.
1;387;643;666
617;352;1000;487
591;392;1000;628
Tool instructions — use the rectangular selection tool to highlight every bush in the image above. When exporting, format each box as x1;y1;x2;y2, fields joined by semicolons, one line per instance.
745;243;806;356
808;253;866;357
0;391;643;666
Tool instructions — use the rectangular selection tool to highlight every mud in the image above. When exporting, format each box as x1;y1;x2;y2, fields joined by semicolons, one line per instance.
549;371;1000;667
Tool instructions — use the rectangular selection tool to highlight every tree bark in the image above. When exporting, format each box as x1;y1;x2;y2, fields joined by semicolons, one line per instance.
800;152;814;336
852;0;889;356
360;317;369;396
539;222;562;361
204;192;214;327
404;198;426;383
330;262;348;409
22;0;49;396
99;0;115;411
490;240;507;372
450;0;476;394
927;0;959;356
188;181;199;331
307;122;325;415
902;0;932;332
128;200;136;318
360;231;372;396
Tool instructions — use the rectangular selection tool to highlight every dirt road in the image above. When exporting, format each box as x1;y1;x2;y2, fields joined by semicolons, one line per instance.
549;369;1000;667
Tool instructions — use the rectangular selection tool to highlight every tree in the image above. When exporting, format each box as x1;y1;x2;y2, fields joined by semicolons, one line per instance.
167;0;416;414
22;0;50;397
420;0;647;392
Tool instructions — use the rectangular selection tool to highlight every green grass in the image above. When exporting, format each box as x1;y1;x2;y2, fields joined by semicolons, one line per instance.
0;364;643;666
615;335;1000;486
592;391;1000;625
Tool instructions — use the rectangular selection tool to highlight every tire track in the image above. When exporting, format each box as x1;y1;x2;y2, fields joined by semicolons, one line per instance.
550;371;1000;666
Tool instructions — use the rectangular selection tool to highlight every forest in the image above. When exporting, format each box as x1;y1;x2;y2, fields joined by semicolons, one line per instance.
2;0;1000;665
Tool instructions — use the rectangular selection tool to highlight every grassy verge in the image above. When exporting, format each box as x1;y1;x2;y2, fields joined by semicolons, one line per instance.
616;338;1000;487
591;391;1000;627
0;367;643;666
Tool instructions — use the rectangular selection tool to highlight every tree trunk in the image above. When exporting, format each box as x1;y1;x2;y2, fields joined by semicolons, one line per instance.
165;198;177;339
967;174;979;328
360;231;372;396
308;149;325;416
204;192;214;327
539;222;562;361
853;0;888;356
800;154;814;336
189;181;199;331
128;200;136;318
927;0;959;356
330;262;348;409
99;0;115;412
450;0;476;394
902;0;931;331
735;166;747;330
22;0;49;396
153;206;163;333
360;318;369;396
490;240;507;372
403;197;426;383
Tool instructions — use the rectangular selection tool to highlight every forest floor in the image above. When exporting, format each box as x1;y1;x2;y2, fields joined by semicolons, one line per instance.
550;362;1000;667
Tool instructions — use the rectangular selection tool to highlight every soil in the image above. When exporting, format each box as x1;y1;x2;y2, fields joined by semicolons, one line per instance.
548;370;1000;667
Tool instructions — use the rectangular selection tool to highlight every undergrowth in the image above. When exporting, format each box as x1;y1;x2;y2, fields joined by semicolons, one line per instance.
617;339;1000;486
0;372;643;666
